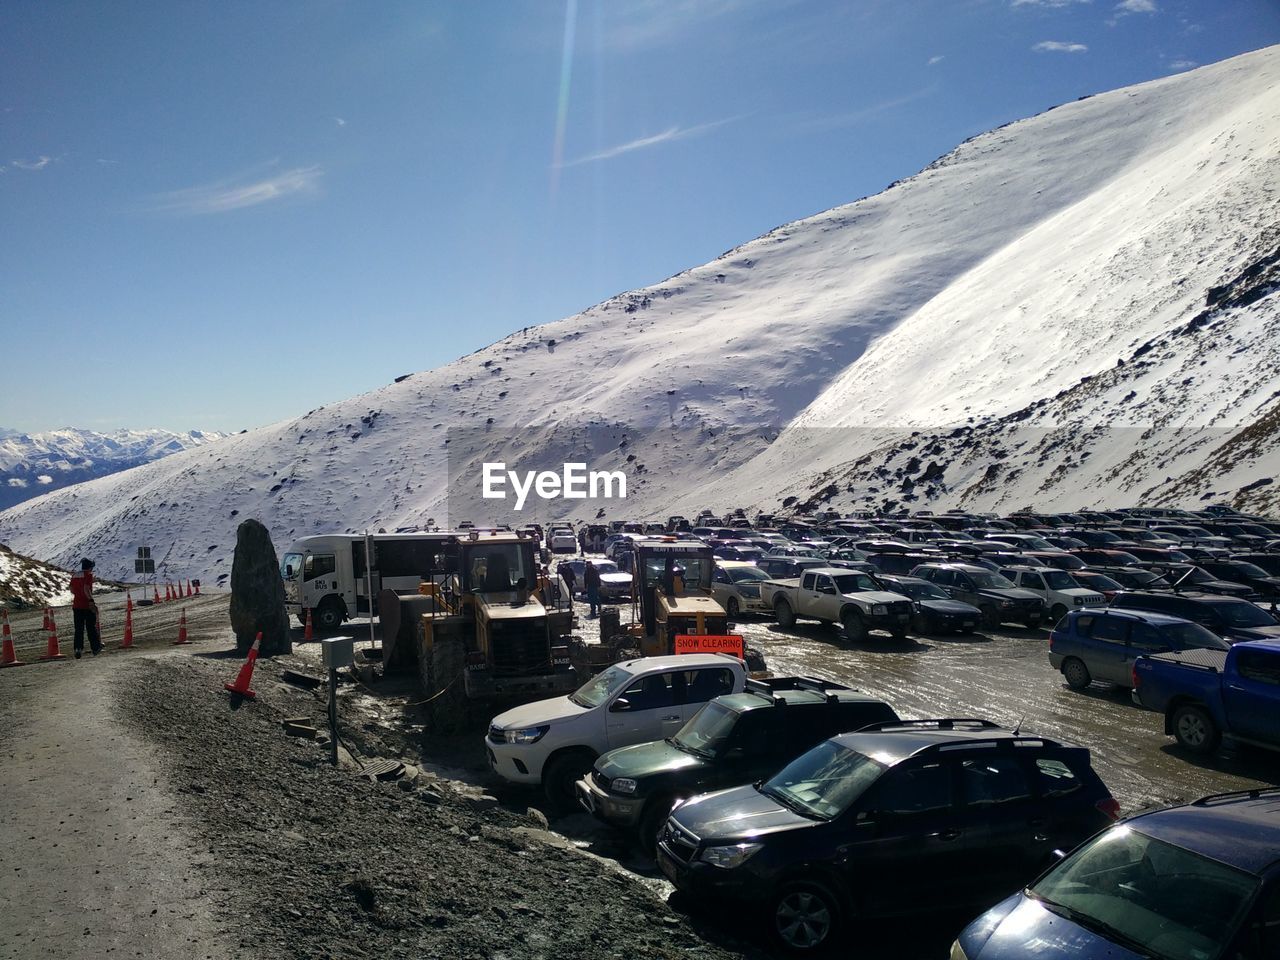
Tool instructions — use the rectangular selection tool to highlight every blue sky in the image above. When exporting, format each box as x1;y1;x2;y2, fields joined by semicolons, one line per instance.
3;0;1277;434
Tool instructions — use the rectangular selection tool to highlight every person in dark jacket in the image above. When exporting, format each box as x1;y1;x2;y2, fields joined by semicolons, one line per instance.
70;558;101;658
583;561;601;618
558;561;577;600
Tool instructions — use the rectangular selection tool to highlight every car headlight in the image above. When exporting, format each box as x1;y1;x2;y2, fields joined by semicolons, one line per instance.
698;842;763;870
949;940;969;960
612;778;638;795
503;725;550;744
1074;596;1086;605
999;599;1015;608
871;604;887;616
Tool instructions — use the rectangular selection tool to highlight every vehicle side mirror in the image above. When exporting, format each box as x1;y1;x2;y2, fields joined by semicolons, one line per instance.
610;698;632;713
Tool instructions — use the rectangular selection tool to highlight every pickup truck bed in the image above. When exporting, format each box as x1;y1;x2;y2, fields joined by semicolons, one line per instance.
1141;648;1229;672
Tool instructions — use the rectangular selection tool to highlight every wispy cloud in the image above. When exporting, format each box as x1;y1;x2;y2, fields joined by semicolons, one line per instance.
333;116;347;127
1033;40;1089;52
1168;58;1197;70
1116;0;1156;11
599;0;761;51
798;87;937;132
11;156;52;171
96;158;120;165
147;165;322;215
1012;0;1091;7
558;117;738;168
928;55;945;65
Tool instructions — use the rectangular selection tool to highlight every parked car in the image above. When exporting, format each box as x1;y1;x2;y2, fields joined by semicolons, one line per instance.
710;561;770;617
486;654;747;811
998;565;1105;622
1151;562;1259;598
1093;565;1174;592
758;555;828;580
952;788;1280;960
1049;608;1230;690
1070;548;1145;567
1132;639;1280;754
656;719;1118;954
759;567;913;641
576;676;897;850
1110;591;1280;644
1196;559;1280;600
912;563;1046;629
1232;552;1280;577
1070;569;1124;599
558;558;633;602
876;574;982;634
864;550;942;575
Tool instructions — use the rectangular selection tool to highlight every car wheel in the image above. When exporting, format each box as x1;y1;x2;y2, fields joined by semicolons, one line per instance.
841;609;868;644
1049;604;1068;622
638;796;675;856
910;611;930;634
726;597;740;619
889;625;908;641
1172;704;1221;755
542;752;595;816
1062;657;1092;691
315;600;344;631
771;881;842;953
775;598;796;628
1025;617;1043;630
981;606;1000;629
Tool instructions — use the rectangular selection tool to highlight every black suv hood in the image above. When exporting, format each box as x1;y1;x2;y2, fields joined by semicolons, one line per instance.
670;783;821;842
978;587;1042;603
596;740;708;784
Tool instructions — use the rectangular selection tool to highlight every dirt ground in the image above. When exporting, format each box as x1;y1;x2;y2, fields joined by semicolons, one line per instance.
0;594;759;960
3;588;1274;960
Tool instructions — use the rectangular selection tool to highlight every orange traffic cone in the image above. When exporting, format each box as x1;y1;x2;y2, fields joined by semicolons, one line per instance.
224;632;262;699
126;590;134;614
185;580;192;598
167;583;175;602
303;608;314;642
43;607;51;632
0;609;24;668
153;585;162;604
39;609;66;661
172;608;191;646
120;603;135;650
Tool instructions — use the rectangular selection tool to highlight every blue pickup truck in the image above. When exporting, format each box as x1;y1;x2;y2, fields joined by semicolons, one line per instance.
1132;640;1280;755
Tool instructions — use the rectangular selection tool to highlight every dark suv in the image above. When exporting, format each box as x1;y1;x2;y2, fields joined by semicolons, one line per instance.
656;719;1117;953
1110;591;1280;644
912;563;1045;628
576;677;898;851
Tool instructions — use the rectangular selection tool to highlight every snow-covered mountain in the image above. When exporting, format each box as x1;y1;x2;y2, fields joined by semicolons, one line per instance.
1;46;1277;582
0;429;227;511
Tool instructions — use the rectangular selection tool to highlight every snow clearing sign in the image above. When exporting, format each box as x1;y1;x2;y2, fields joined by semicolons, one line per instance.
674;634;745;660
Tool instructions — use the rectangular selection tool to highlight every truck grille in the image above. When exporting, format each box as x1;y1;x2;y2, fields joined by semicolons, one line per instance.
659;820;698;864
889;600;912;616
490;628;552;678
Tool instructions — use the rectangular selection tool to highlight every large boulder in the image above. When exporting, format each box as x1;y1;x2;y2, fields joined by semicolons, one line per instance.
229;519;292;655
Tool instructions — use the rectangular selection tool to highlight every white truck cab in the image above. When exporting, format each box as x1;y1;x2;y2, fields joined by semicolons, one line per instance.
1000;565;1106;622
486;653;748;811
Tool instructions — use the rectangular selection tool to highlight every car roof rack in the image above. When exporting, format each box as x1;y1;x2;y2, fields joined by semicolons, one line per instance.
744;676;853;704
1191;787;1280;807
857;718;1002;732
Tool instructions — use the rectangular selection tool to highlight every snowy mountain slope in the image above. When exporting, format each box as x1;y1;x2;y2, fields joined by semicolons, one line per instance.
0;428;227;511
1;46;1278;581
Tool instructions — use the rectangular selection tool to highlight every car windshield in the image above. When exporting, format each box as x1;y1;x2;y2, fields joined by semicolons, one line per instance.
760;741;886;821
969;571;1016;589
1028;825;1258;960
895;580;949;600
728;566;768;583
1018;536;1055;550
1162;622;1230;651
833;573;880;594
1042;570;1078;590
281;552;303;579
1077;573;1122;591
1224;561;1268;578
569;665;633;708
1207;601;1278;628
671;702;738;758
1124;569;1168;587
592;560;620;573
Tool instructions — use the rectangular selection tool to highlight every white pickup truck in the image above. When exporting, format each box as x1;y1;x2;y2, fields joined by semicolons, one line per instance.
486;653;748;812
760;567;914;641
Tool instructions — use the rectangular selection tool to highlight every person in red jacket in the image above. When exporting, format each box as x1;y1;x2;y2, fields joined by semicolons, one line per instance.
70;558;101;658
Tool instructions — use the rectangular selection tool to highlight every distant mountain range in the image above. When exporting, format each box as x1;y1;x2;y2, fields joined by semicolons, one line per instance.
0;429;226;511
0;46;1277;583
